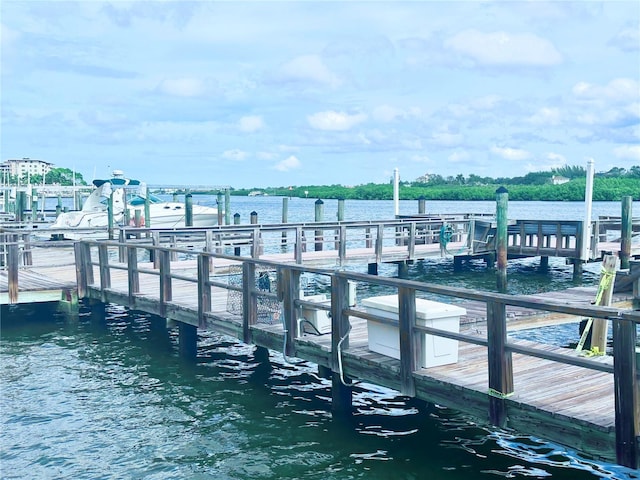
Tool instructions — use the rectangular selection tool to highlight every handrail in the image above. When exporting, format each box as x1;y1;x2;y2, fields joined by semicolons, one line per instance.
58;238;640;466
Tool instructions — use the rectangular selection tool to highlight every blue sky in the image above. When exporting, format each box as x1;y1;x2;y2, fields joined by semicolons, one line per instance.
2;1;639;188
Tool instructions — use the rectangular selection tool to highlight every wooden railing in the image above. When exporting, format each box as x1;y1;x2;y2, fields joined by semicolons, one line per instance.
75;239;640;468
506;220;584;258
113;217;475;264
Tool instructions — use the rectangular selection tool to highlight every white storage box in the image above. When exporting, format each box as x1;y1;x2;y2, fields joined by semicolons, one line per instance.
299;294;332;335
361;295;466;368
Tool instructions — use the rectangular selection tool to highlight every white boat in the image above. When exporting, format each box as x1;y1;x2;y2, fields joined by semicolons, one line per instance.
50;170;219;238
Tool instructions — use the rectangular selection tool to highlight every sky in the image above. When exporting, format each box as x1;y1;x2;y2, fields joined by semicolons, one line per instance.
1;1;639;188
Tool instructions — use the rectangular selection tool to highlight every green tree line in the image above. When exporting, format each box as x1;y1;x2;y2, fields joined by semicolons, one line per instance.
230;166;640;202
4;167;88;186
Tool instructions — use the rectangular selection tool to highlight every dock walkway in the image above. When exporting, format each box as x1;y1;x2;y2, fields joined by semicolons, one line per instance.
1;227;638;468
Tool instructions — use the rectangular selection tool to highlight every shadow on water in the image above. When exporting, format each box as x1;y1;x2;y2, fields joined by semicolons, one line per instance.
2;300;638;479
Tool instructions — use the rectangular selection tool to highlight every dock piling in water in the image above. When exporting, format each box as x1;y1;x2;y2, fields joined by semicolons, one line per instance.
495;186;508;292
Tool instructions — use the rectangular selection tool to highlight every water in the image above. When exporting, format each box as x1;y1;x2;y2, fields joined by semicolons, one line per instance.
2;199;639;479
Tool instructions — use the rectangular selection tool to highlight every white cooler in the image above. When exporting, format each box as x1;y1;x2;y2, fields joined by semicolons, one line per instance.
361;295;466;368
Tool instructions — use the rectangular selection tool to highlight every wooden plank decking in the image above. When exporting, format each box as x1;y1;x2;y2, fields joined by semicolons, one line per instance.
1;235;638;467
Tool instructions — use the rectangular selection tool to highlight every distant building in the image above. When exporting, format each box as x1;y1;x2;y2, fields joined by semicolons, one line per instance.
1;158;54;178
550;175;570;185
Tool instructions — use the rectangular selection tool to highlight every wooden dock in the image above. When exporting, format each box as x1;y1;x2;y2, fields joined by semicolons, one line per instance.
1;223;639;468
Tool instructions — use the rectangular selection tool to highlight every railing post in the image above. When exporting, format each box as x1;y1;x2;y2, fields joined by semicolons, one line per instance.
613;314;639;469
620;196;633;270
118;228;126;263
197;254;211;328
251;227;262;258
152;231;160;268
295;226;303;264
74;242;87;299
336;225;347;265
281;267;300;357
487;300;513;427
83;242;94;287
408;222;416;259
159;249;171;317
22;233;32;266
398;286;417;396
331;273;352;413
127;245;139;303
375;224;384;263
8;241;19;303
98;243;111;292
242;262;257;343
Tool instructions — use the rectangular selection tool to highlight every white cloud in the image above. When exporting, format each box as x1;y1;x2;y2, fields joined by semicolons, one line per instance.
157;77;205;97
307;110;367;131
238;115;264;133
448;150;470;163
572;78;640;103
257;151;276;160
525;152;567;172
222;149;249;161
410;154;432;163
0;23;19;47
546;152;567;164
277;54;341;88
528;107;562;126
445;29;563;66
491;146;532;161
613;145;640;161
429;129;462;147
274;155;301;172
609;23;640;52
371;104;421;123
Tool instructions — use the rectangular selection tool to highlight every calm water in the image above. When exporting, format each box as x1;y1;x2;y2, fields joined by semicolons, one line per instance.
2;199;639;479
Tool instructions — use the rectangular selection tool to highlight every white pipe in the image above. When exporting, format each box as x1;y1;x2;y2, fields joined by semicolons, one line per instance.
581;158;595;260
393;168;399;217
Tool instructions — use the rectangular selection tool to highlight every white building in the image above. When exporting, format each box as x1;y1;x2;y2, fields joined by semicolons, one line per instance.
1;158;54;178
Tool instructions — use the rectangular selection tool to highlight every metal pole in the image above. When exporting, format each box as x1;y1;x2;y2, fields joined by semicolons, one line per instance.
581;158;595;260
393;167;399;217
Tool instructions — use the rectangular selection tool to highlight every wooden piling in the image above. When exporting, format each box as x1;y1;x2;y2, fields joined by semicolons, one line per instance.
144;196;151;227
31;194;39;221
234;213;241;256
314;199;324;251
197;254;211;328
281;268;301;357
242;262;257;344
225;189;231;225
107;192;114;240
613;315;639;468
495;187;508;292
398;287;417;396
281;197;289;246
178;322;198;360
590;255;618;352
418;196;426;215
185;193;193;227
487;300;513;426
620;196;632;270
331;274;352;413
217;192;224;225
